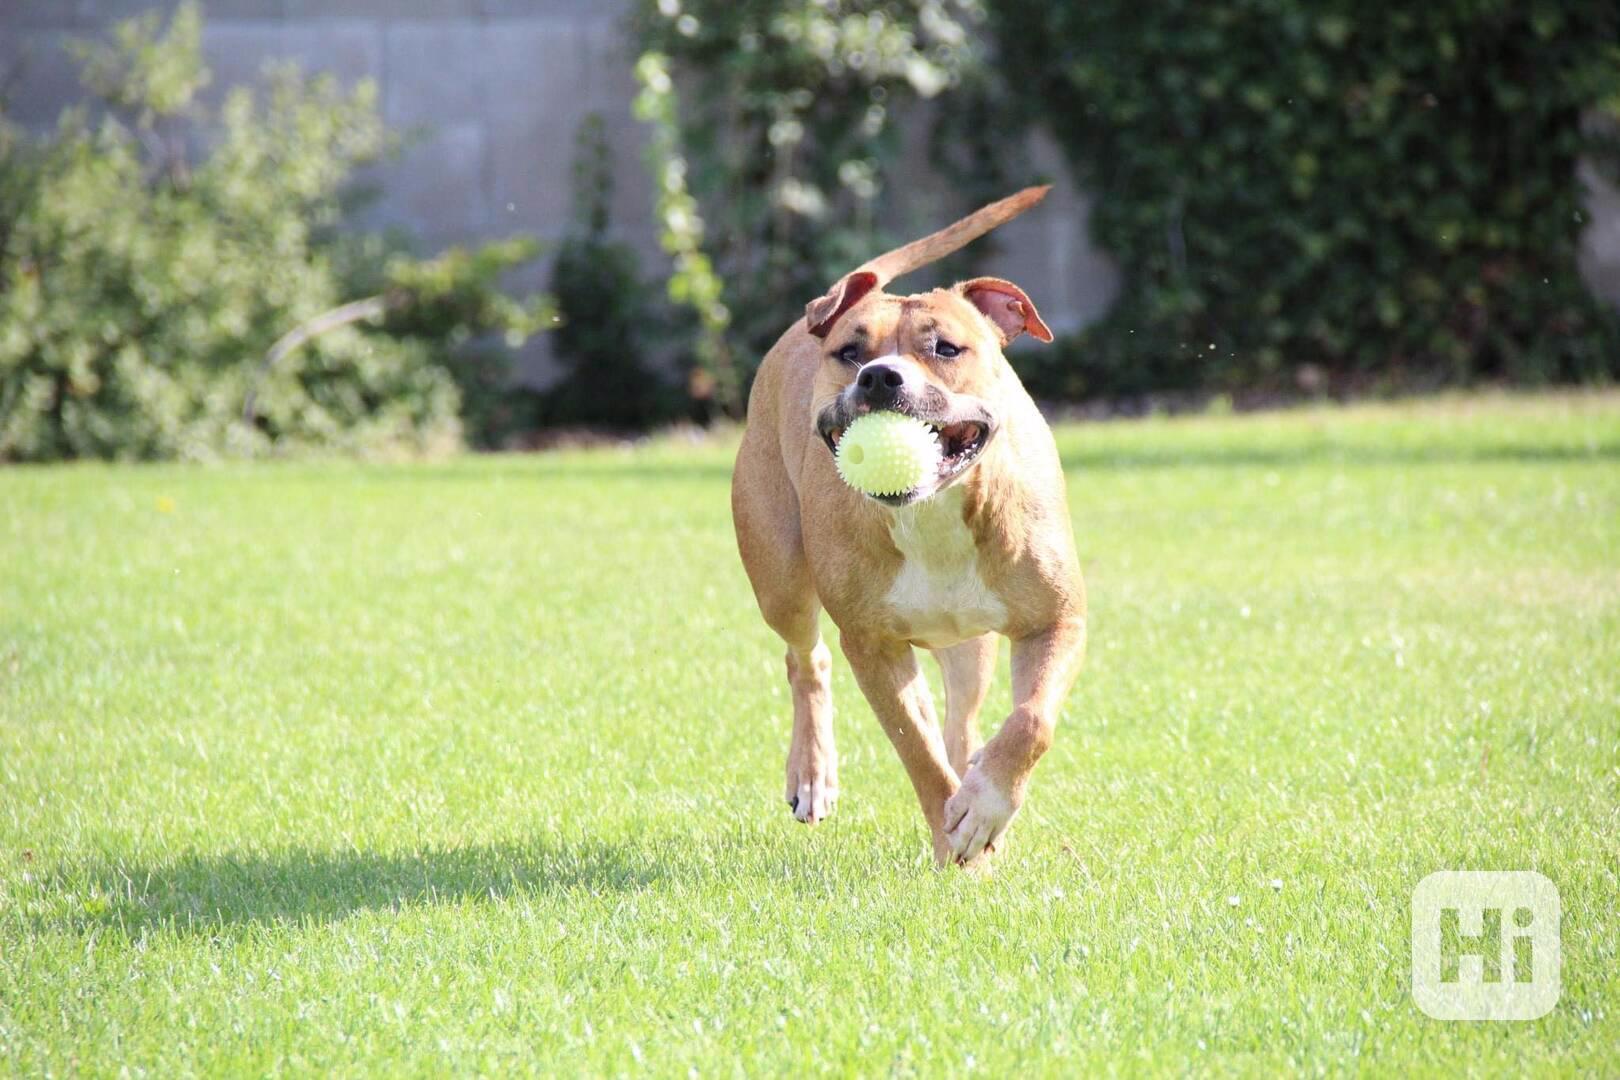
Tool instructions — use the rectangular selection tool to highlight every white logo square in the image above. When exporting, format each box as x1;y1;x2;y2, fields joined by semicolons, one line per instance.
1412;870;1560;1021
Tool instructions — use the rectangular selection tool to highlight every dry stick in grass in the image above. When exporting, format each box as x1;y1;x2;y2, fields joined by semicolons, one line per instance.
241;293;400;426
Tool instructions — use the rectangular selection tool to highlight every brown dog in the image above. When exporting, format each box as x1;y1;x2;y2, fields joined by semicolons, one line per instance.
730;187;1086;867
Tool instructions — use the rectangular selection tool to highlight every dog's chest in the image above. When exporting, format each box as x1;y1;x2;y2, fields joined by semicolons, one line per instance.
882;489;1008;647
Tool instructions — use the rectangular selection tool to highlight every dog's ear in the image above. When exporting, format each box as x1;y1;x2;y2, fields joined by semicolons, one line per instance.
957;277;1053;345
805;271;879;339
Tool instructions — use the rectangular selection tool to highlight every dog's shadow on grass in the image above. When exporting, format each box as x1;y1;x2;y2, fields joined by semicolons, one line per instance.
39;837;666;937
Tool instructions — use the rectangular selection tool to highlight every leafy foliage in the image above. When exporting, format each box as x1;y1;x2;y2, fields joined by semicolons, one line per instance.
988;0;1620;397
544;115;682;431
630;0;987;408
0;3;548;461
332;233;555;449
633;53;738;416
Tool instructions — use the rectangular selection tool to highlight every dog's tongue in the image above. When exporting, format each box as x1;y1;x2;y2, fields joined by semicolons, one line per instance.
938;422;977;454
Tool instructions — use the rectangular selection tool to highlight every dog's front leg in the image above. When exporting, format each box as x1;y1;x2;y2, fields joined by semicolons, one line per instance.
943;617;1086;864
840;631;962;866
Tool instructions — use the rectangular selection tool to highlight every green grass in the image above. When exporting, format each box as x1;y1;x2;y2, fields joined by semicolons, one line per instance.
2;392;1617;1075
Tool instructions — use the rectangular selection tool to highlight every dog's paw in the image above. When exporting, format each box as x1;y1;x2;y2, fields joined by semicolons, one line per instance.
786;767;838;825
942;765;1018;865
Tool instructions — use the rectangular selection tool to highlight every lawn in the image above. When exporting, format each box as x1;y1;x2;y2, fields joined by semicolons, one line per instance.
2;392;1617;1075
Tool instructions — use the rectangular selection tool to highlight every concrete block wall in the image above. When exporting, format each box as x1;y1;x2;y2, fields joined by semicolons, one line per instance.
2;2;654;249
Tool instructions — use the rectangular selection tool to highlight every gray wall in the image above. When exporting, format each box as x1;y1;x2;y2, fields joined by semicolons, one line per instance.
3;2;652;269
4;1;1616;386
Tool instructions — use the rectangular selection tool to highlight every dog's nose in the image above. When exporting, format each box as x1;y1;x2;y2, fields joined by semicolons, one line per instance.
855;362;907;408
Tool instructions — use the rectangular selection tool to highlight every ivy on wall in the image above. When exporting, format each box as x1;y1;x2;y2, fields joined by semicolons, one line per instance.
630;0;1620;407
630;0;987;412
989;0;1620;398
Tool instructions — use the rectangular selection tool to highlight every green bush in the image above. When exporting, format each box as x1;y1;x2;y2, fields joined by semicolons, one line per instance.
988;1;1620;397
0;3;548;462
329;233;554;450
543;115;683;431
629;0;988;411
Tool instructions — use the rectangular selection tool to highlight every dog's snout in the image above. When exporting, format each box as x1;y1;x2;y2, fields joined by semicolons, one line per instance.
854;362;909;408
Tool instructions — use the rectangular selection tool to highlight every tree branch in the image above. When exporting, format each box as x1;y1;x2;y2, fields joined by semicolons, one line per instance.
241;294;393;426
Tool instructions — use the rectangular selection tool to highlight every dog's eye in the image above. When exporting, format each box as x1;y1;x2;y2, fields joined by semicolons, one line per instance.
834;344;860;364
936;340;962;359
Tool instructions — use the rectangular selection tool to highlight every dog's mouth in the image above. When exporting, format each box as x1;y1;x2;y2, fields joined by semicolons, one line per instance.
819;414;994;506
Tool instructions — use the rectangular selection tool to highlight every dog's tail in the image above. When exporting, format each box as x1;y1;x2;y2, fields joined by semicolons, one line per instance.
856;185;1050;288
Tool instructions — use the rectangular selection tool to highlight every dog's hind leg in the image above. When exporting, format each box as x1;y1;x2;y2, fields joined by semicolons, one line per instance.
732;434;838;824
933;634;998;778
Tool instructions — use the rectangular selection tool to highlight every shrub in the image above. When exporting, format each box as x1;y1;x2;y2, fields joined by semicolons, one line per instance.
987;1;1620;397
543;115;682;431
0;3;548;462
329;233;554;450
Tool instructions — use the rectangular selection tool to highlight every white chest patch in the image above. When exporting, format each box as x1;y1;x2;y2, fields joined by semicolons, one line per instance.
883;488;1008;647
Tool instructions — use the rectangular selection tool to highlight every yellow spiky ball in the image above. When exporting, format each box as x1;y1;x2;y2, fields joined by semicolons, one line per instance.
835;411;941;497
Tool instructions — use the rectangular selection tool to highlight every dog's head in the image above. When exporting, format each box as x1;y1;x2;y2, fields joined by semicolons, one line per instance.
807;271;1052;506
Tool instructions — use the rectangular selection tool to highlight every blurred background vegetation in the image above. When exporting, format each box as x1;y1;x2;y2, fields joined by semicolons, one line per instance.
0;5;550;461
2;0;1617;461
992;0;1620;399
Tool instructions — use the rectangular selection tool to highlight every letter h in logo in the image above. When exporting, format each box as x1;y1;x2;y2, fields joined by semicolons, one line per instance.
1412;871;1560;1021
